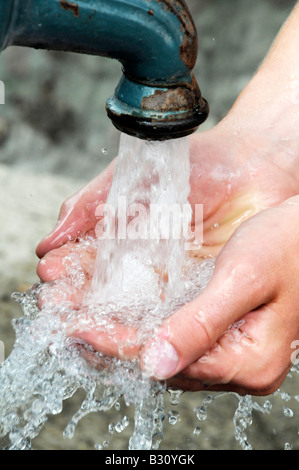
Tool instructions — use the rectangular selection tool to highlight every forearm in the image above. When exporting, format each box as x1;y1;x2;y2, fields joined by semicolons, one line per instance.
229;2;299;119
221;3;299;179
260;1;299;79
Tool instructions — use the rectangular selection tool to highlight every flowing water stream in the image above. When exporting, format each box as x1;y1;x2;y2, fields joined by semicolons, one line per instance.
0;134;299;450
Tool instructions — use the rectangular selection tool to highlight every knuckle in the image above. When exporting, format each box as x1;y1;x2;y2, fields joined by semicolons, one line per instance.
189;310;214;350
59;193;77;219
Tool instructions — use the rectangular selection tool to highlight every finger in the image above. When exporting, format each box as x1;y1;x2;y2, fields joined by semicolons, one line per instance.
140;235;278;381
166;368;288;395
172;304;293;395
67;315;140;360
38;278;86;311
37;238;96;282
36;160;115;258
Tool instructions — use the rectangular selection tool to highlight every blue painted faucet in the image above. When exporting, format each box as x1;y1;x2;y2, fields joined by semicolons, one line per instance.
0;0;209;140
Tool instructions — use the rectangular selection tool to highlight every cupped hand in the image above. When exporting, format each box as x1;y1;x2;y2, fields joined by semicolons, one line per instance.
35;3;299;396
35;120;299;396
142;195;299;396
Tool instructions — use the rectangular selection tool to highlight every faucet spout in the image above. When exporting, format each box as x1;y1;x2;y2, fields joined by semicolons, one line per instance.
0;0;209;140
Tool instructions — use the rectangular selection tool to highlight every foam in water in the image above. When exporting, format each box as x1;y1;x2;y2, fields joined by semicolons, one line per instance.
0;133;298;450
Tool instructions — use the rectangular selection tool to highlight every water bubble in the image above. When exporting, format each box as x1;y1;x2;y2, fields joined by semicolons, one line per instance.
32;399;45;415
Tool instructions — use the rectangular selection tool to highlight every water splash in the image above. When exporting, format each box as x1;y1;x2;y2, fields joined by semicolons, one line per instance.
0;134;298;450
0;258;215;450
0;134;212;450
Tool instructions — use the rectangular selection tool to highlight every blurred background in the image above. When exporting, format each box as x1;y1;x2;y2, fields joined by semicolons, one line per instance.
0;0;298;450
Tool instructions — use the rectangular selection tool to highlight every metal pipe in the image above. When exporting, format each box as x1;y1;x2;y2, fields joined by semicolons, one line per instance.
0;0;209;140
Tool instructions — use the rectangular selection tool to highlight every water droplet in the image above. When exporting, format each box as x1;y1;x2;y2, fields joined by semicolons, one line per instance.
168;390;183;406
281;392;291;402
63;421;76;439
32;399;44;414
203;395;214;405
193;426;201;436
152;431;164;449
11;292;24;304
117;422;126;432
114;416;129;433
168;410;179;425
284;442;293;450
263;400;272;413
108;423;114;435
194;406;207;421
283;406;294;418
101;148;108;155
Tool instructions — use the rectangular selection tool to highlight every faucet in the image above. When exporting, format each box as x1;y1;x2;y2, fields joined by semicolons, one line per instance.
0;0;209;141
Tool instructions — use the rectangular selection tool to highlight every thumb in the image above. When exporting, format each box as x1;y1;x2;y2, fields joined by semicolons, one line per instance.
140;252;276;381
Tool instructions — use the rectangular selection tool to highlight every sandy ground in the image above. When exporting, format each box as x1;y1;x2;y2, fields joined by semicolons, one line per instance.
0;0;298;450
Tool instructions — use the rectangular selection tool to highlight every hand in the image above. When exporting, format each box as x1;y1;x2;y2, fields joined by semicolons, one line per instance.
36;119;299;396
36;4;299;396
141;194;299;396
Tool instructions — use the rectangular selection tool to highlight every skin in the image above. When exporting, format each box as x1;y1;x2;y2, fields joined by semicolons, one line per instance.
36;4;299;396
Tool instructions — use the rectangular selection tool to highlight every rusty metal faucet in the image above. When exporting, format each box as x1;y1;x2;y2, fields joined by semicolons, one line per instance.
0;0;209;140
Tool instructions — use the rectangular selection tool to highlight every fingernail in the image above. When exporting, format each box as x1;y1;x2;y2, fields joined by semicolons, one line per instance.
142;339;179;380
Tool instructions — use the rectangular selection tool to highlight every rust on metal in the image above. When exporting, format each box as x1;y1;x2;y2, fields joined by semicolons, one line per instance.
147;0;197;70
141;76;201;113
59;0;80;17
